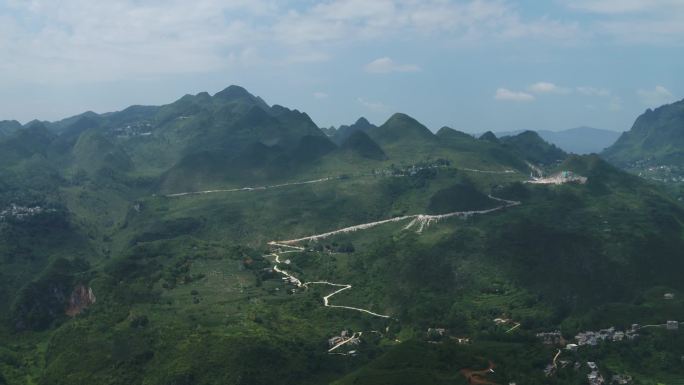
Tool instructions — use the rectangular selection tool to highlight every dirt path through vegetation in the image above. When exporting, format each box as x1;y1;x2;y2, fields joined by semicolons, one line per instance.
166;172;521;320
267;195;520;319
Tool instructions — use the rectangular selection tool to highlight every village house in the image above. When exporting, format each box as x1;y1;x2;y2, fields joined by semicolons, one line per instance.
575;326;638;346
664;293;675;300
328;335;342;345
612;374;632;384
666;321;679;331
427;328;447;341
588;371;605;385
328;330;352;348
575;331;599;346
536;331;563;345
565;343;578;351
587;362;604;385
0;204;52;221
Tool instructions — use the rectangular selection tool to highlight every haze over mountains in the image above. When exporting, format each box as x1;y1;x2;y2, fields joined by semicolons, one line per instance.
1;85;684;385
326;120;622;156
476;127;622;155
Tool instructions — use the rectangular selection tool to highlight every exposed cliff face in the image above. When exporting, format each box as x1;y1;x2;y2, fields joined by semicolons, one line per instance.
65;285;96;317
10;258;91;331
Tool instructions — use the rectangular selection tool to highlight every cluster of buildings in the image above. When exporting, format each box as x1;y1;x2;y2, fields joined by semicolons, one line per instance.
586;363;632;385
536;331;564;345
425;327;470;344
372;160;450;177
543;359;632;385
0;204;52;221
634;163;684;184
328;330;360;356
574;326;639;347
328;330;357;347
112;121;153;138
426;327;446;339
586;362;604;385
612;374;633;385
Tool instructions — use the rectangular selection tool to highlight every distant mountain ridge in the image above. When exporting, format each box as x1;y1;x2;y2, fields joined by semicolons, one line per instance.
499;130;567;166
538;127;621;154
0;120;22;137
324;117;377;145
1;85;571;193
488;127;622;154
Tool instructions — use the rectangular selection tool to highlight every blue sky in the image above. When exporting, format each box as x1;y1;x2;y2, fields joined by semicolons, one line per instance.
0;0;682;133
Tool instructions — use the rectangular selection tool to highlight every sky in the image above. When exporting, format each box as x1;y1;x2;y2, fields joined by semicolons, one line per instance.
0;0;682;133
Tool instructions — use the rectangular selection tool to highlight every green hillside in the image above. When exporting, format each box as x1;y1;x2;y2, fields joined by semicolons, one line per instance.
0;120;22;137
327;117;377;145
339;130;387;160
501;130;567;166
368;113;436;145
603;99;684;167
602;99;684;190
1;86;683;385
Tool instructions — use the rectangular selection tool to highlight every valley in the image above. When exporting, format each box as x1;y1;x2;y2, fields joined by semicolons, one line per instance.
0;86;683;385
3;1;684;383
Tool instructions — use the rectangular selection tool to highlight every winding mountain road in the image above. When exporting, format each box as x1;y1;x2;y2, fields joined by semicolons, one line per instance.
166;177;334;197
266;194;520;319
165;170;521;320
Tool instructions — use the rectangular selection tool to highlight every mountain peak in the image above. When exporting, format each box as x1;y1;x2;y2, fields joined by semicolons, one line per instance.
501;130;566;165
385;112;419;126
0;120;22;136
516;130;543;140
437;126;474;141
370;113;435;145
355;117;370;126
327;117;377;145
479;131;499;143
214;85;255;101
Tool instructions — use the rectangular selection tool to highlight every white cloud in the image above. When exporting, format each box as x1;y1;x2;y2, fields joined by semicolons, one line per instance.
598;19;684;44
313;92;329;100
637;85;676;106
562;0;684;44
364;57;420;74
357;97;390;112
564;0;684;14
0;0;269;83
0;0;582;85
576;86;611;97
528;82;571;94
273;0;580;46
494;88;535;102
0;0;677;88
